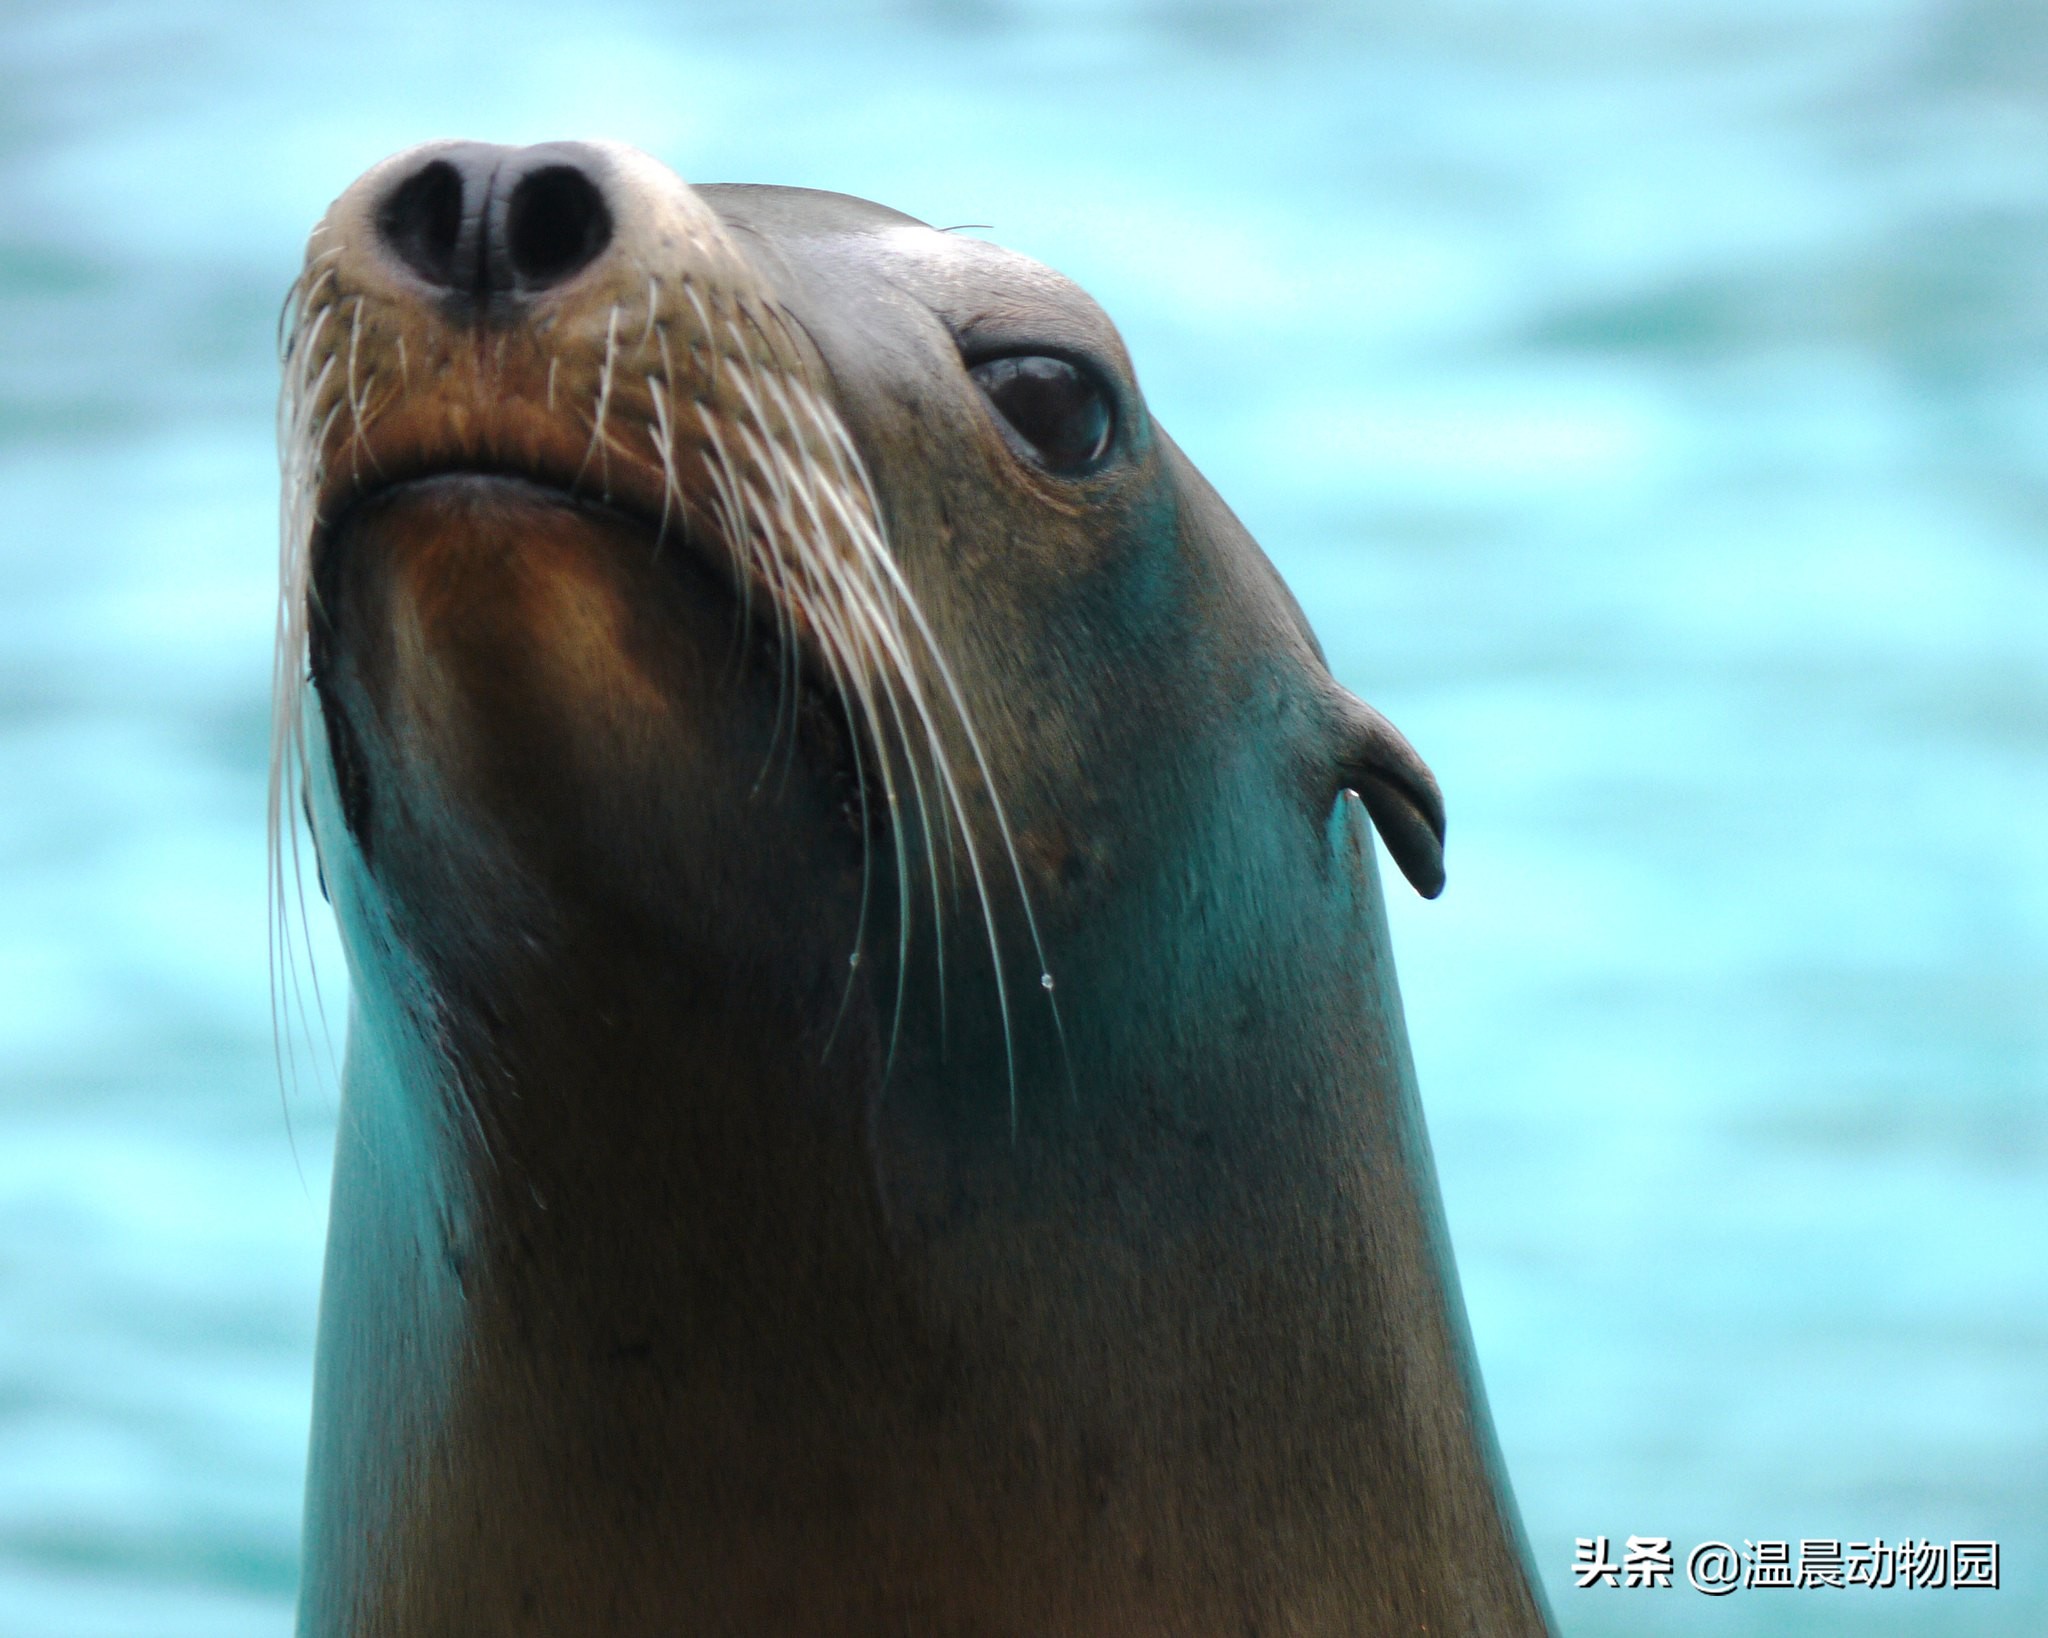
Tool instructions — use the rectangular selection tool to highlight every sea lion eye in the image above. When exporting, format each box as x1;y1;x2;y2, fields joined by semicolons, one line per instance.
969;354;1113;473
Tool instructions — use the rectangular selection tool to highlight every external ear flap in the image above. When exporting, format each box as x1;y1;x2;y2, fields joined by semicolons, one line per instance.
1332;689;1446;899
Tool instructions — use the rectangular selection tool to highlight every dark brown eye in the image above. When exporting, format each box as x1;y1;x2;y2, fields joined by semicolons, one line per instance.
969;354;1114;473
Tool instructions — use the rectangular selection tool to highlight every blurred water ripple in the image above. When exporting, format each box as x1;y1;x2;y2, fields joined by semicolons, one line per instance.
0;3;2041;1633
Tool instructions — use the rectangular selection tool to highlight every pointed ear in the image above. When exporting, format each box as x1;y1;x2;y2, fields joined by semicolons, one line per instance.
1330;688;1445;898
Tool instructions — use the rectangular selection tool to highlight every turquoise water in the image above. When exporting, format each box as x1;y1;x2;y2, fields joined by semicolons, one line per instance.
2;2;2043;1633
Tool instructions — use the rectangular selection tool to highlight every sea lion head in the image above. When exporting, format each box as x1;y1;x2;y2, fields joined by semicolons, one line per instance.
276;138;1444;1117
278;143;1559;1638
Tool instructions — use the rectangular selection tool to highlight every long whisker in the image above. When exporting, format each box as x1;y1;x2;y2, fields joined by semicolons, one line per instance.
645;373;680;548
638;275;661;352
727;392;808;793
680;277;720;392
693;417;758;679
746;366;948;1052
343;299;382;480
708;427;800;782
269;284;350;1179
790;381;1072;1116
575;302;622;496
738;338;1037;1108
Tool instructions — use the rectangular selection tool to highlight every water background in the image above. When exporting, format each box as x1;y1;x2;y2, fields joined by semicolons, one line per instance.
1;2;2043;1633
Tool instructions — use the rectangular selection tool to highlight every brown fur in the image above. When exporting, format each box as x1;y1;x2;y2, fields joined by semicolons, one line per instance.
282;142;1553;1637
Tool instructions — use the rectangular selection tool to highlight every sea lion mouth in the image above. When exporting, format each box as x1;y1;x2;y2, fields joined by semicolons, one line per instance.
312;462;873;827
314;441;691;605
318;463;684;596
319;461;665;565
299;398;856;735
306;394;685;568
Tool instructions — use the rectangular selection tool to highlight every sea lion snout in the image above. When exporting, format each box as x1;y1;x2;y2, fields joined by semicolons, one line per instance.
371;140;617;310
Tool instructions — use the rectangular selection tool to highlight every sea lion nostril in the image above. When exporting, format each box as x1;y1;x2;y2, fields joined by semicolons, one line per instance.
372;149;608;302
504;165;613;291
376;159;467;290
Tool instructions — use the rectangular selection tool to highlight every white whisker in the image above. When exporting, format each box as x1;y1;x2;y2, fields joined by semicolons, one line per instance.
639;275;660;351
645;374;680;548
576;303;622;497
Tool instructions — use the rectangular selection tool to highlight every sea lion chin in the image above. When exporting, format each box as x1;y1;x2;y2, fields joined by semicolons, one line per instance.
277;139;1553;1637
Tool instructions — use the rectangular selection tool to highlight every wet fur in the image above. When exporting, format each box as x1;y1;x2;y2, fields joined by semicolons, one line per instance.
278;144;1551;1636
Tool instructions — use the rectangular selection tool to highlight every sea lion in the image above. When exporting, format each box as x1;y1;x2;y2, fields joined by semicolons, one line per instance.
274;139;1554;1637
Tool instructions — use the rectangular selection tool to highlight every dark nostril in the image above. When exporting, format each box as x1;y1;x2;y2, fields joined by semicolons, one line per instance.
504;165;612;291
376;159;466;289
369;145;611;307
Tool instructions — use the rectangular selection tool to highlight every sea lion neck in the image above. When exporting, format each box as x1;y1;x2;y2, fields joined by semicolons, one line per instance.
305;772;1548;1638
